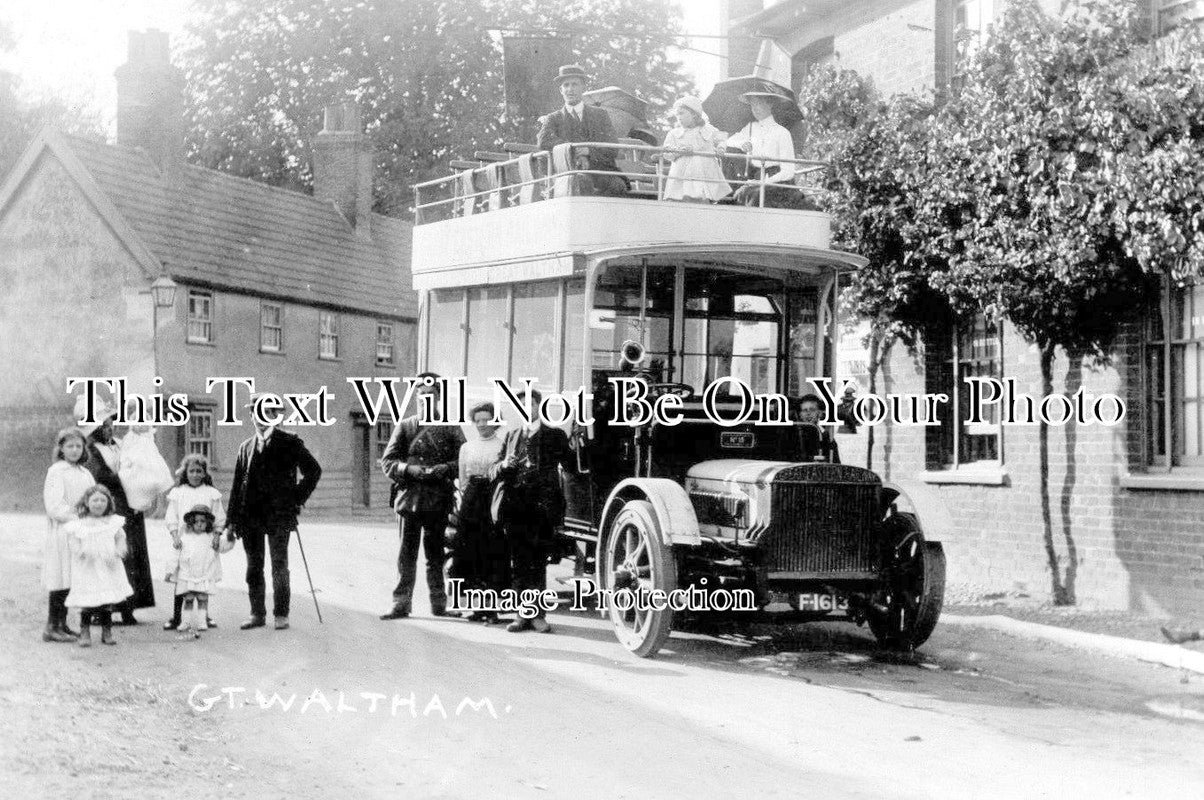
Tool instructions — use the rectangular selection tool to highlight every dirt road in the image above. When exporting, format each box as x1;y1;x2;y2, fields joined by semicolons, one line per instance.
3;512;1203;799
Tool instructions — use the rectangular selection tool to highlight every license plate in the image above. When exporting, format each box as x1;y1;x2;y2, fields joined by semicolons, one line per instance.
720;431;755;449
798;593;848;613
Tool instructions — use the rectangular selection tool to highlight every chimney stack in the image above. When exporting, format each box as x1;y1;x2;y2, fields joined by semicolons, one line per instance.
115;29;184;174
312;103;374;231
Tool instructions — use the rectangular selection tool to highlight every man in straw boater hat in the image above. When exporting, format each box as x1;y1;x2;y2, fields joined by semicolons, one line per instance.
536;63;628;197
226;393;322;631
725;90;804;209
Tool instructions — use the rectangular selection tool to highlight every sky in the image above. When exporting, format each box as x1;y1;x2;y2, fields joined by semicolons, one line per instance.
2;0;727;135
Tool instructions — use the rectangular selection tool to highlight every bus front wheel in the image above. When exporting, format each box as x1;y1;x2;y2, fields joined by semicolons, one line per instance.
602;500;676;658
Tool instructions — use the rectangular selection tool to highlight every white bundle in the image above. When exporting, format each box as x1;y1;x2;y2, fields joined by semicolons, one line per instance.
118;429;175;512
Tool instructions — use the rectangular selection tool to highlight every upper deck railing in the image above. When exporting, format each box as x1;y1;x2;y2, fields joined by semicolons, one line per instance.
412;141;829;226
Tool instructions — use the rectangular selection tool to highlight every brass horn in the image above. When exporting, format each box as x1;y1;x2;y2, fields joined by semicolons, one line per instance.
620;339;646;366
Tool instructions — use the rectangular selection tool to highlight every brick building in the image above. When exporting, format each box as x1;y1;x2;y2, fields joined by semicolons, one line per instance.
0;30;415;515
726;0;1204;615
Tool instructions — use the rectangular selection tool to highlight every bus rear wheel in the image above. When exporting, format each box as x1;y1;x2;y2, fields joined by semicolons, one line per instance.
602;500;676;658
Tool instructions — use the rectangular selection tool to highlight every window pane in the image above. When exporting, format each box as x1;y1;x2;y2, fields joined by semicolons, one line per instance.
319;312;339;359
682;271;783;396
788;288;819;395
590;264;675;380
466;286;509;390
375;420;393;460
562;280;586;393
1172;283;1204;465
511;281;558;390
927;314;1000;469
261;303;282;351
427;289;463;376
187;292;213;343
376;322;394;365
187;411;213;461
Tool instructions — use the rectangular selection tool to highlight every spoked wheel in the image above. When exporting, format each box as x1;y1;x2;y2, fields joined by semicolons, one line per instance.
602;500;676;658
870;513;946;650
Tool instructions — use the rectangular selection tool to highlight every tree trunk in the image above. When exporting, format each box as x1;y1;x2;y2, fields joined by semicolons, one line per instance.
865;333;880;470
1037;341;1074;605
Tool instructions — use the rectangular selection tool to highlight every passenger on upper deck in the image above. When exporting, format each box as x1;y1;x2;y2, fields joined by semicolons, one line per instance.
662;95;731;204
726;91;806;210
537;64;628;198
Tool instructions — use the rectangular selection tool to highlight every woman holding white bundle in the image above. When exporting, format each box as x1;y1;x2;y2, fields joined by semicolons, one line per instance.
662;95;730;203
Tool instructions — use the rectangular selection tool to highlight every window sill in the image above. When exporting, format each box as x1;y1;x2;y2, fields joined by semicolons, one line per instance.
919;465;1008;486
1120;471;1204;492
259;348;286;357
186;340;216;348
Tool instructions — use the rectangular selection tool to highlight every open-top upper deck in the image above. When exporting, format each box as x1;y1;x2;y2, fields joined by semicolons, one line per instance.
410;142;863;290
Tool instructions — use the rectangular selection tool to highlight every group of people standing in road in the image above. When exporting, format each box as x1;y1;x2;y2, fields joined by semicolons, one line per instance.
39;375;572;645
39;393;322;646
380;375;575;633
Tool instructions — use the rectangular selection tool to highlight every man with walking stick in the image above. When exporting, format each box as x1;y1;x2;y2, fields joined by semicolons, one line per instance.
227;393;323;631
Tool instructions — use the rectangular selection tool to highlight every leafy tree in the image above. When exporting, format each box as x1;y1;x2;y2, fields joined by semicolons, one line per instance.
180;0;691;216
922;0;1152;360
796;67;943;467
914;0;1204;603
0;19;102;177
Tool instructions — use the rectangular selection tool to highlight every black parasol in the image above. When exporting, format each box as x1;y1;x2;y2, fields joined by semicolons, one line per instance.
585;86;653;140
702;75;803;136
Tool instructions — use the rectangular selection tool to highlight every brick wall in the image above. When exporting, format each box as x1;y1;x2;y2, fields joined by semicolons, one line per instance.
0;149;417;516
861;319;1204;616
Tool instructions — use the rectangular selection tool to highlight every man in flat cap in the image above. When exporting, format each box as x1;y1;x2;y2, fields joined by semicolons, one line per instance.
537;64;628;197
379;373;466;620
226;393;322;631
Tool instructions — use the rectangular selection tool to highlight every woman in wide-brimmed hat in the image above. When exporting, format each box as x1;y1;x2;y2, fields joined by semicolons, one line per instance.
725;90;805;209
662;95;731;203
75;393;156;623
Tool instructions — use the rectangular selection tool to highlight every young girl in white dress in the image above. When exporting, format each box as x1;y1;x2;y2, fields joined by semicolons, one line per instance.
175;505;230;639
64;485;132;647
41;427;95;642
663;95;731;203
163;454;225;631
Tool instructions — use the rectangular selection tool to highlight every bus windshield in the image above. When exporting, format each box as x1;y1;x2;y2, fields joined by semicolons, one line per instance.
589;262;827;399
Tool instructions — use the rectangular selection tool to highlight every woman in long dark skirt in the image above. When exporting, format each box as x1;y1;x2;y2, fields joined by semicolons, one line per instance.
76;396;155;624
449;403;509;623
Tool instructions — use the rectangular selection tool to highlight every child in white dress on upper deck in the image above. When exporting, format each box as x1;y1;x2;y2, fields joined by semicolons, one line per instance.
663;95;731;203
163;454;225;631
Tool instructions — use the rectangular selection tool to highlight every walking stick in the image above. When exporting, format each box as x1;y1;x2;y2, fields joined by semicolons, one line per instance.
294;527;323;624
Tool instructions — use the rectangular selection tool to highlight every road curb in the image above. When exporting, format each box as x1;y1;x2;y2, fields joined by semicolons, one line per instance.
943;613;1204;675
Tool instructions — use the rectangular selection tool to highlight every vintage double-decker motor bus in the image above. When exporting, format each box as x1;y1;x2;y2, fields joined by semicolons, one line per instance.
411;134;945;658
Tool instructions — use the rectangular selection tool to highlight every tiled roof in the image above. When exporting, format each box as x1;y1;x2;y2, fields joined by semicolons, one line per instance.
61;134;416;320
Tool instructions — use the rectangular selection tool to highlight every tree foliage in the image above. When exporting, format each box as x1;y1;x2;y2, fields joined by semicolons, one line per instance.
919;0;1160;358
811;0;1203;363
0;18;102;178
180;0;690;216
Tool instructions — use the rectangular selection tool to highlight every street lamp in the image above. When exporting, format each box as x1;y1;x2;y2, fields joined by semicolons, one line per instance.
150;271;178;386
151;272;178;309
